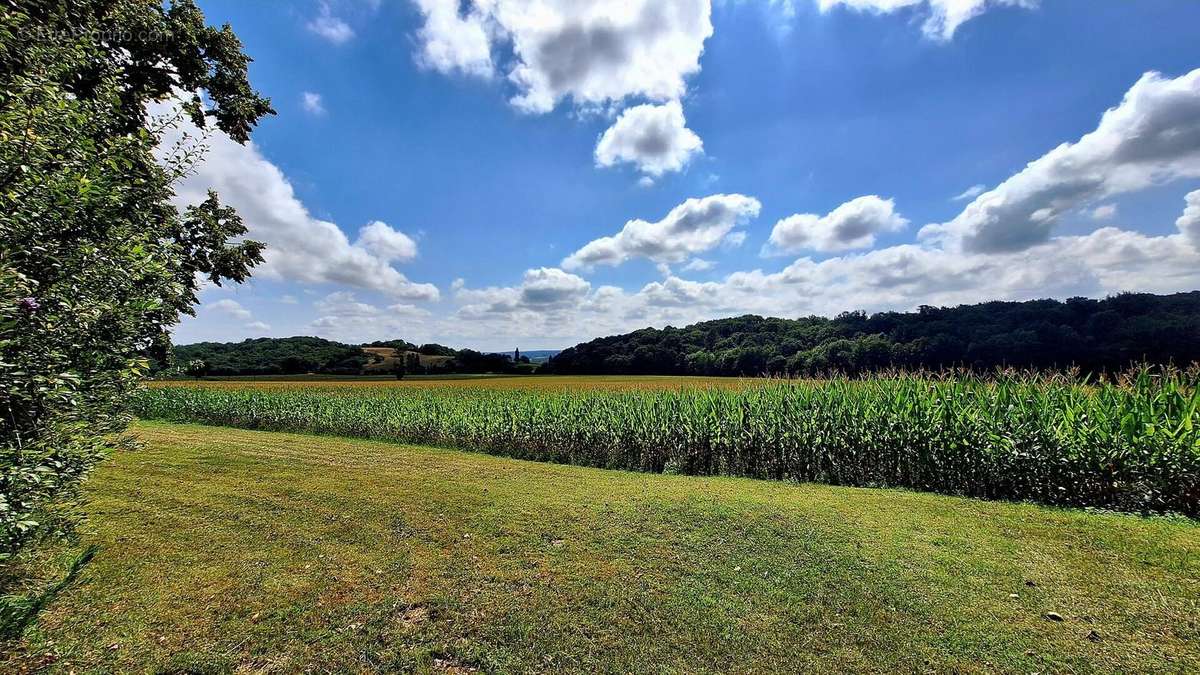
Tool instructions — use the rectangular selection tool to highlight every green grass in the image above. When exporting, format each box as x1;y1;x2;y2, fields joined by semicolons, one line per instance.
7;422;1198;672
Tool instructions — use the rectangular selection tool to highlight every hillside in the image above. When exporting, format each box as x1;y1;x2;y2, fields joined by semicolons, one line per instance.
545;291;1200;376
171;337;523;376
173;337;368;376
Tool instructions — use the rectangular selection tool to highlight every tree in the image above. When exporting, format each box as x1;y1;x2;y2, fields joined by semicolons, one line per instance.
184;359;209;380
0;0;271;563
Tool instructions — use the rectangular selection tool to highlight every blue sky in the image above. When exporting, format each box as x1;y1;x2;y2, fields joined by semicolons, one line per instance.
173;0;1200;350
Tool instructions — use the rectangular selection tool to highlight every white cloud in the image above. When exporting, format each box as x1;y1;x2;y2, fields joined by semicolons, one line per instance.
410;0;713;113
412;0;494;77
301;91;326;116
1179;189;1200;251
952;184;986;201
562;193;761;270
595;101;704;177
307;3;355;44
310;291;432;342
444;224;1200;348
766;195;909;254
246;321;271;332
456;267;590;312
354;221;419;263
682;258;715;272
159;107;439;302
1091;204;1117;221
923;69;1200;253
816;0;1037;41
208;298;252;320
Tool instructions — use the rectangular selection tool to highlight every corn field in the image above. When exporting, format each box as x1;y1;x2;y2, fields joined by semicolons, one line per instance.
133;370;1200;516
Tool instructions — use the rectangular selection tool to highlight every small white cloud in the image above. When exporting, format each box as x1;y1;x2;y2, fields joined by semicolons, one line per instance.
281;294;299;305
1091;204;1118;221
562;193;761;270
638;176;656;188
411;0;494;77
246;321;271;332
307;2;354;44
682;258;715;272
595;101;704;177
766;195;909;254
301;91;326;116
354;221;419;263
952;184;986;201
208;299;252;320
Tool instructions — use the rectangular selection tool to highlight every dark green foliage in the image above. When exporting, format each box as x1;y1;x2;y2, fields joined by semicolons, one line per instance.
0;0;269;561
366;339;418;353
174;337;368;376
418;343;456;357
545;292;1200;376
171;339;519;375
133;368;1200;516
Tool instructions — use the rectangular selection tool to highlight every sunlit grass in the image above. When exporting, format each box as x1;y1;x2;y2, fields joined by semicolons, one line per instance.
8;422;1198;672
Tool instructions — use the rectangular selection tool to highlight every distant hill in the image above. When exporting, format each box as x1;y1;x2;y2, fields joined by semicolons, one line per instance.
543;291;1200;377
170;337;529;376
173;337;368;376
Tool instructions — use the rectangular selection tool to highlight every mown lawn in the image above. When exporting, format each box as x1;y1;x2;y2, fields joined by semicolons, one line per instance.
6;422;1199;673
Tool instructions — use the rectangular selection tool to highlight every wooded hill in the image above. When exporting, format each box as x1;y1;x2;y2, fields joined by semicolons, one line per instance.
543;291;1200;376
171;337;524;376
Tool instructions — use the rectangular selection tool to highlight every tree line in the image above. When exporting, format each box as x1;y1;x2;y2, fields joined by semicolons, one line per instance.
170;338;531;376
543;291;1200;376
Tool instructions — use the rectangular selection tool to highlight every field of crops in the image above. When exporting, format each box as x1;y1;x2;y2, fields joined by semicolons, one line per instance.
135;370;1200;516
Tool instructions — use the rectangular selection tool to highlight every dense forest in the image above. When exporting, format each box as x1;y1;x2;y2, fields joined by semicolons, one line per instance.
544;292;1200;376
173;337;369;376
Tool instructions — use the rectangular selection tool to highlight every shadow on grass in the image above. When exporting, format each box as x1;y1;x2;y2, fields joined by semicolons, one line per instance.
0;544;97;640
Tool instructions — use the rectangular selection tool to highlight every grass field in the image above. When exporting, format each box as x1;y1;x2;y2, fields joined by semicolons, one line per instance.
5;422;1198;672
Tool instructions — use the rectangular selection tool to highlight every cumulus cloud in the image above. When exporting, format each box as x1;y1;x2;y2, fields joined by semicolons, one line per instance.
454;267;592;322
310;291;432;342
354;221;419;263
301;92;326;116
159;107;439;302
817;0;1037;41
766;195;909;254
410;0;713;113
595;101;704;177
307;2;355;44
412;0;494;77
1179;189;1200;251
923;69;1200;253
208;299;252;320
562;193;761;270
